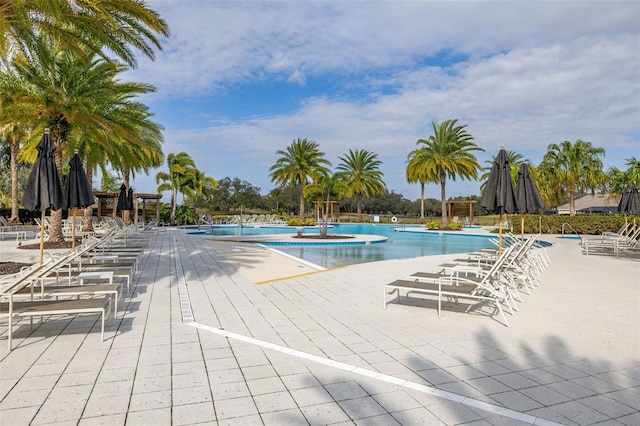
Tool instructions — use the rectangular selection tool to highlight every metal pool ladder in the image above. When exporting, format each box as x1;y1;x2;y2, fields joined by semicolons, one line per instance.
561;223;581;239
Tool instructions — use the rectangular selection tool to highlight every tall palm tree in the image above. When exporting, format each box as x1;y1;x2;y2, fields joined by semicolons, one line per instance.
406;147;438;221
304;169;348;237
11;37;162;241
335;149;386;222
609;157;640;194
189;169;217;211
413;119;484;225
1;0;169;67
269;138;331;220
0;69;38;224
73;68;164;228
540;140;606;216
156;152;197;225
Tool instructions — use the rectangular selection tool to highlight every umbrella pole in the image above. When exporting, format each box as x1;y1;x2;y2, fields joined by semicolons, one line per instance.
72;209;77;250
498;213;503;256
521;215;525;245
39;209;45;264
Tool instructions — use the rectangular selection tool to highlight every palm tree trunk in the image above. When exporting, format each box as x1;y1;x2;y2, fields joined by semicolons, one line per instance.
569;189;576;216
123;168;130;225
48;139;65;242
356;193;362;222
440;173;448;225
82;167;94;232
170;189;177;225
298;185;305;220
9;136;20;223
420;182;425;220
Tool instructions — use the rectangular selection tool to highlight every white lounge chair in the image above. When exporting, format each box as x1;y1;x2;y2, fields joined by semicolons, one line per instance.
386;244;517;327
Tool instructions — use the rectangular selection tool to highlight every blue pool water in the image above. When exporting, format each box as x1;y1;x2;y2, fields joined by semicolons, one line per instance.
557;235;581;240
201;224;497;269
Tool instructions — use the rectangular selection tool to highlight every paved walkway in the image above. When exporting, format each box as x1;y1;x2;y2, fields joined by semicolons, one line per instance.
0;229;639;425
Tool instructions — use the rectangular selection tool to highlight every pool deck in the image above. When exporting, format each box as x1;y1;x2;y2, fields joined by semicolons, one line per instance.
0;228;639;425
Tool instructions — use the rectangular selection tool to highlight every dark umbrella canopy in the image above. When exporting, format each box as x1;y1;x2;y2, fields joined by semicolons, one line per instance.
64;151;95;249
22;129;64;263
64;152;95;209
515;163;544;214
117;183;133;211
618;184;640;215
22;131;64;211
480;147;517;215
480;147;517;254
127;187;134;211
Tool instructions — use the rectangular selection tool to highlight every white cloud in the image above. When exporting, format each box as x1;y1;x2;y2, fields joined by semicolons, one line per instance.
128;0;639;201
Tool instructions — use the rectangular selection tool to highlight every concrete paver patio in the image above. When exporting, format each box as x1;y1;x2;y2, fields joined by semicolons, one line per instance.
0;228;638;425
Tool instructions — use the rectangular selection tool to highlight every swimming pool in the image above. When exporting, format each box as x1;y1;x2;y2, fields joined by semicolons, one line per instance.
200;224;497;269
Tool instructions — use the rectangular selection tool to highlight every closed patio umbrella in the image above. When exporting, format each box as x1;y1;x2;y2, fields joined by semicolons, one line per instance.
64;151;95;249
618;184;640;229
117;183;129;212
127;187;134;224
480;146;517;255
127;187;134;209
618;184;640;215
515;162;544;242
117;183;134;225
21;129;65;263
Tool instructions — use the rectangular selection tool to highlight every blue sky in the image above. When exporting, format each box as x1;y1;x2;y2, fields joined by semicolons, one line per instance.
122;0;640;203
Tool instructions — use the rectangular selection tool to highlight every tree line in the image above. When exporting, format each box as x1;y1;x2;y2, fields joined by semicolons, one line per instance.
158;130;638;224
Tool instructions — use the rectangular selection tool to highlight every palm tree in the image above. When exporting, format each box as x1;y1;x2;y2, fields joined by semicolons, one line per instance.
0;69;38;224
156;152;197;225
70;76;164;229
412;119;484;225
304;169;348;236
10;37;163;241
607;157;639;205
1;0;169;67
269;138;331;220
188;168;217;212
611;157;640;189
540;140;606;216
406;147;438;221
335;149;386;222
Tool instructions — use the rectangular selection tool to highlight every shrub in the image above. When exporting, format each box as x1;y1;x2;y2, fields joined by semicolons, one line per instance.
448;221;463;230
511;214;628;235
426;220;440;230
286;217;317;226
176;205;198;225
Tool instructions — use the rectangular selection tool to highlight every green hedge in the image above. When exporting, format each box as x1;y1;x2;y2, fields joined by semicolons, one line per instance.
507;214;630;235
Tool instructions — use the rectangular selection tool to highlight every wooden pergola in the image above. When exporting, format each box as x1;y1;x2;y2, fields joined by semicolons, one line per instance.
313;200;340;223
446;200;476;223
93;191;161;223
134;193;162;223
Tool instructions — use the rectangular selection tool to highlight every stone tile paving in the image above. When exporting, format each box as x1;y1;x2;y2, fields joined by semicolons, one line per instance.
0;228;638;425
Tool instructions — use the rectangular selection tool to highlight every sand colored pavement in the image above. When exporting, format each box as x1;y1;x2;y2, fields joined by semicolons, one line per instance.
0;228;638;425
